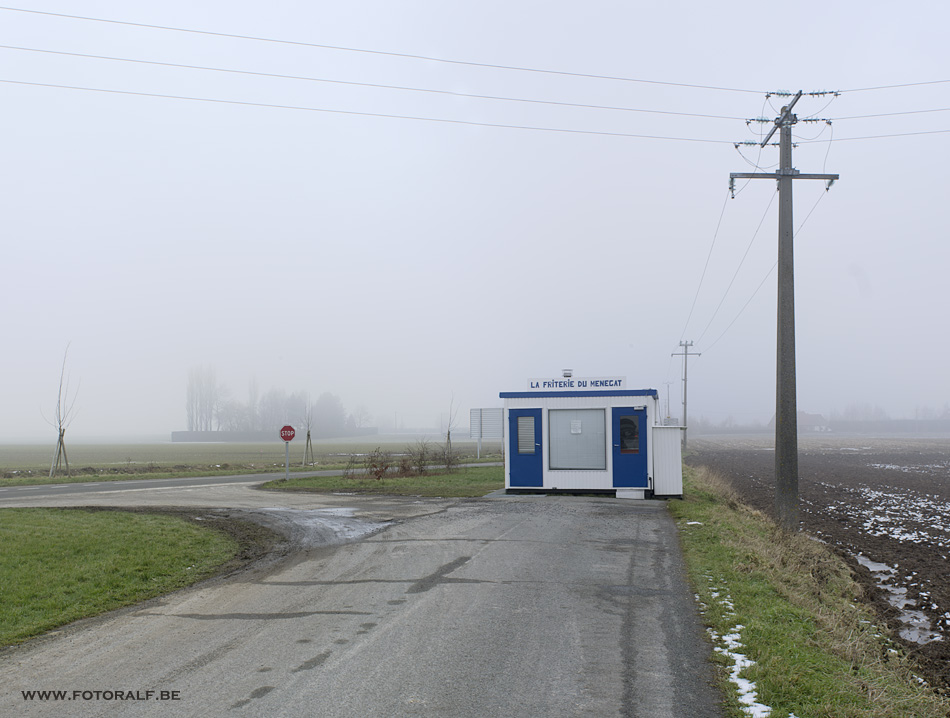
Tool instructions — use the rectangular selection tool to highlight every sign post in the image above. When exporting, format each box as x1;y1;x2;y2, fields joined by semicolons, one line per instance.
279;425;296;480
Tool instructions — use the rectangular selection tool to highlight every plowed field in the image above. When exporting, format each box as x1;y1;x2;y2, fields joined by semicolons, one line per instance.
687;435;950;688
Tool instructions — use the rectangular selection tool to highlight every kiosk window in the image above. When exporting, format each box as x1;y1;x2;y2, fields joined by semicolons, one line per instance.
619;415;640;454
549;409;606;470
517;416;536;454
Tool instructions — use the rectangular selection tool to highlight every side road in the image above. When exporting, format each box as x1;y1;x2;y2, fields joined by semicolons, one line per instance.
0;485;722;717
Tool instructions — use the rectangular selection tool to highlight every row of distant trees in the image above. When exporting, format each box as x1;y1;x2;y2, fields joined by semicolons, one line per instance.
689;401;950;434
185;366;371;436
828;403;950;422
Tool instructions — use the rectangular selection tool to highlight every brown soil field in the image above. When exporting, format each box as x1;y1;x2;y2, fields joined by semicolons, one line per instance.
687;435;950;689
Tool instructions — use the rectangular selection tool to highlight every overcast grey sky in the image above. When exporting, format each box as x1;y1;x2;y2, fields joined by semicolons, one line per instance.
1;0;947;441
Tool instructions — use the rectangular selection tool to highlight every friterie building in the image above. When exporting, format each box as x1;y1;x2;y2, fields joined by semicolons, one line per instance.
500;374;683;499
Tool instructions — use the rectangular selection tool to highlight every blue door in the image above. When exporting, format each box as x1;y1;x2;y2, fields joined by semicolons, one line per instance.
612;407;648;488
509;409;542;487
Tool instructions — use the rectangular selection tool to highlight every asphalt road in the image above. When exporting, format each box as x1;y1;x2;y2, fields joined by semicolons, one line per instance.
0;480;722;717
0;470;349;502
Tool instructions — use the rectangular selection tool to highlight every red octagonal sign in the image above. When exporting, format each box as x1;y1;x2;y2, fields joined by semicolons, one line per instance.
279;425;296;442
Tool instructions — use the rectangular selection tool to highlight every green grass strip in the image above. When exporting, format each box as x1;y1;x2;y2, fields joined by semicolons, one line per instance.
0;509;238;647
262;464;504;497
670;465;948;718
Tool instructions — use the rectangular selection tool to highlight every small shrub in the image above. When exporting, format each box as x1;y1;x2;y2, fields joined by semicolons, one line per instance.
366;447;392;480
409;439;433;475
439;442;461;473
342;454;360;480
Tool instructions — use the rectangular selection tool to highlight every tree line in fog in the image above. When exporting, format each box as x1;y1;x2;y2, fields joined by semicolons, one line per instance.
185;366;371;435
689;401;950;435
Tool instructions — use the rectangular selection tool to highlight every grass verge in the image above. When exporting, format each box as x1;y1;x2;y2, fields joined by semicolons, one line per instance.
0;508;242;647
669;465;949;718
0;441;504;487
261;464;504;498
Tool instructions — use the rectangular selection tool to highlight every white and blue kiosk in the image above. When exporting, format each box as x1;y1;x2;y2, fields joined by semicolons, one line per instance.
501;375;683;499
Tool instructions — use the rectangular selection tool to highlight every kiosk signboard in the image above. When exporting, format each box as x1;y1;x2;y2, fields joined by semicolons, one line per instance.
526;376;626;391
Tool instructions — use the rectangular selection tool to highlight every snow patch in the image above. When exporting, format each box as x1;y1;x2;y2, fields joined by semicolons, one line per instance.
700;577;774;717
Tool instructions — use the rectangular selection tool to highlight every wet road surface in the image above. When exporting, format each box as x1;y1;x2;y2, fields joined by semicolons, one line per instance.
0;487;721;717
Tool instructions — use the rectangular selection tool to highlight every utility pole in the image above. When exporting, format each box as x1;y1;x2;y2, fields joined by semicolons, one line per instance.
663;380;674;423
671;341;700;451
730;91;839;531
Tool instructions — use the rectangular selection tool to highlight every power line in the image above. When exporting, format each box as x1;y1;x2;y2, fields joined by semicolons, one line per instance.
700;261;775;354
821;122;835;174
0;6;765;94
695;190;777;346
701;189;828;354
0;77;737;143
0;44;747;121
733;143;778;170
679;190;732;342
18;75;940;144
841;80;950;92
830;108;950;120
683;90;937;363
798;129;950;142
792;122;834;143
800;94;839;120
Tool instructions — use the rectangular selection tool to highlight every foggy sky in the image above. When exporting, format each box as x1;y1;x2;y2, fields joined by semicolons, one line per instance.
1;1;948;441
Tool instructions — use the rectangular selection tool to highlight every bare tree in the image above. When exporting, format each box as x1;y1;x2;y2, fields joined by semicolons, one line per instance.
186;365;222;431
48;345;79;477
302;397;315;466
312;392;347;438
442;395;461;472
247;377;260;431
445;395;460;450
353;404;372;429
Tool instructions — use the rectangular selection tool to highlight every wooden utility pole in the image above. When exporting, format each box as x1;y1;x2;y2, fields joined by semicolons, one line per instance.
663;380;674;422
671;341;700;451
730;91;839;531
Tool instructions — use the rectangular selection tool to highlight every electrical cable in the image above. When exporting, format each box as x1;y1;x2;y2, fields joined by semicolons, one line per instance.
798;129;950;142
0;43;748;121
0;6;766;94
841;80;950;92
733;144;778;170
801;94;838;119
700;261;776;355
731;96;777;192
822;122;834;174
678;189;732;343
695;190;777;347
830;108;950;120
0;77;739;143
792;122;833;142
701;190;828;354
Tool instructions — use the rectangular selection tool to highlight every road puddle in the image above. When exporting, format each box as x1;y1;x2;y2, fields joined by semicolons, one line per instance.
251;508;390;548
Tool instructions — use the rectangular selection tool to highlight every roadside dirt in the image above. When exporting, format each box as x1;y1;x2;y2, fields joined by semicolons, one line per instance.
687;436;950;691
79;506;290;578
78;505;395;575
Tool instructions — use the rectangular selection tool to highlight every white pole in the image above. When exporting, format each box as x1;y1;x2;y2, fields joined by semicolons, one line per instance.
285;441;290;480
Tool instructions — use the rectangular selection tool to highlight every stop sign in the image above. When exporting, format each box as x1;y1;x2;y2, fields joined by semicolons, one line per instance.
279;425;296;442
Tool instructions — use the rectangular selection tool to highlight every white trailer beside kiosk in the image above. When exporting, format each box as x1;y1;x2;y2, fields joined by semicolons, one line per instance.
500;376;683;499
